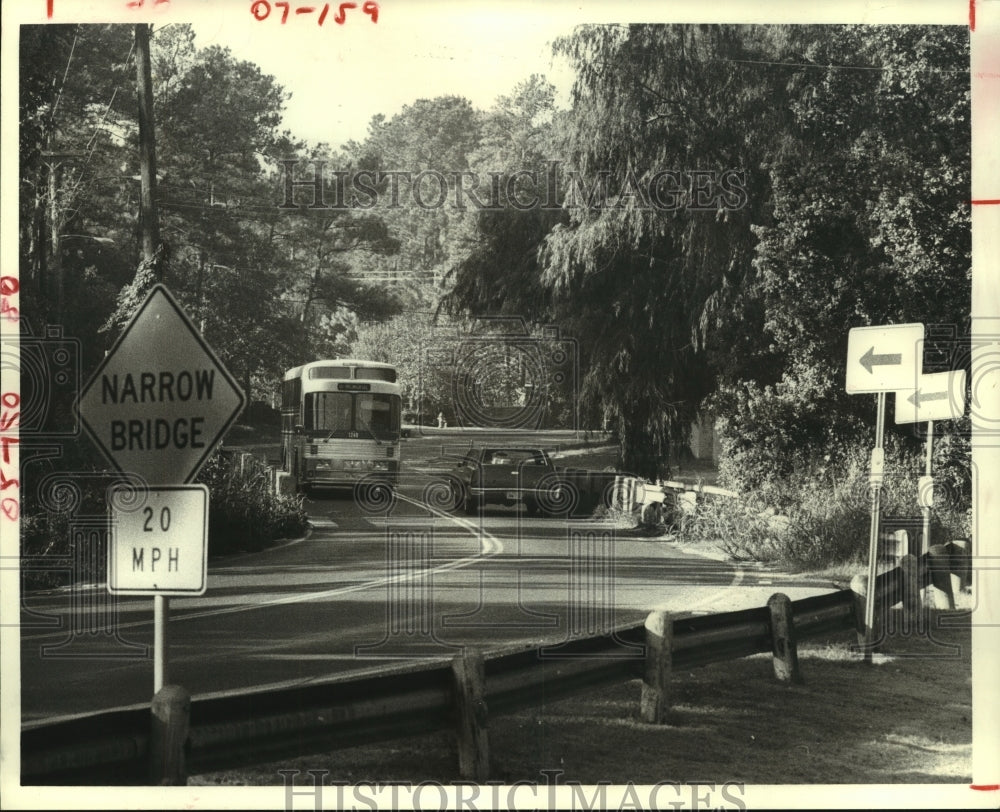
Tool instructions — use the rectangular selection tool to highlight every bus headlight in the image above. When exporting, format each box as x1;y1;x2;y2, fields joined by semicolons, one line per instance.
343;459;390;471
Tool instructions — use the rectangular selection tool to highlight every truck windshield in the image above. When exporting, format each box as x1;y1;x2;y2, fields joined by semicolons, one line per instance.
486;450;548;465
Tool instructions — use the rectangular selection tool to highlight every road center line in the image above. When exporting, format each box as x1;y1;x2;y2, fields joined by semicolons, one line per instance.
22;495;504;639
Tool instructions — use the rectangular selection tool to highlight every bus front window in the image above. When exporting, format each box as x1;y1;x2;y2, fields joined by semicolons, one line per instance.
306;392;353;434
357;394;400;439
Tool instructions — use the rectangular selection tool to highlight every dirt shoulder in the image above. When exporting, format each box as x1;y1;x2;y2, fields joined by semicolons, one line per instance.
191;607;971;789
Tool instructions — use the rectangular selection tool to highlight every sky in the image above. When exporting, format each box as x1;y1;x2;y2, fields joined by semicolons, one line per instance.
186;2;580;149
156;0;974;152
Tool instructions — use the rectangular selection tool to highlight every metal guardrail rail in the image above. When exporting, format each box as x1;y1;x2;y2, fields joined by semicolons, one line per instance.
21;549;954;785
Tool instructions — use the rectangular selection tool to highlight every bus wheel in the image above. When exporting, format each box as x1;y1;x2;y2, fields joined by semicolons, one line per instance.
355;480;397;514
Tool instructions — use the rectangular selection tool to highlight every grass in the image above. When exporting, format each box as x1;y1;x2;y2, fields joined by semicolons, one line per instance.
189;607;971;787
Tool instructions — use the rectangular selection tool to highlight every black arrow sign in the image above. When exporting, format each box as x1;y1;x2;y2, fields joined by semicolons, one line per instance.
907;389;948;407
860;346;902;374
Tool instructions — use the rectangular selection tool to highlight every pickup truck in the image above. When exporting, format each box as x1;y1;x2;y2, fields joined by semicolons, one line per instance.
446;447;565;516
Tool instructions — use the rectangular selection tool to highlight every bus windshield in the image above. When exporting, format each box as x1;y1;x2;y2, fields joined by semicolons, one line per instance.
305;392;400;439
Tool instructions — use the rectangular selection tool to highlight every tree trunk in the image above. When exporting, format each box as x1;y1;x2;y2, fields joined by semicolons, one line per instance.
135;23;161;278
49;161;63;320
620;418;668;481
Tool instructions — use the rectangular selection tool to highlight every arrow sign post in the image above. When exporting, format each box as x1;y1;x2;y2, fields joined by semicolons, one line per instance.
77;284;246;694
895;369;968;558
845;323;924;662
846;323;924;394
895;369;967;425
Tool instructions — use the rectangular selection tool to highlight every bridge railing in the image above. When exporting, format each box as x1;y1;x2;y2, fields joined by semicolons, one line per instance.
20;546;966;785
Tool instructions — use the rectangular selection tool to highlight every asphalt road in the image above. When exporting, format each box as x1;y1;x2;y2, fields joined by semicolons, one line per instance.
18;431;834;722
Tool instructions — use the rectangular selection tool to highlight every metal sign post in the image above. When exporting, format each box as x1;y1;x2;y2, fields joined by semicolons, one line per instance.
154;595;169;693
846;323;925;662
922;420;934;556
108;483;209;694
895;368;967;556
862;392;887;662
80;284;244;699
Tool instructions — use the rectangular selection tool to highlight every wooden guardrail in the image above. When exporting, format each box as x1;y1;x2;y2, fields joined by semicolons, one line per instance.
21;546;965;785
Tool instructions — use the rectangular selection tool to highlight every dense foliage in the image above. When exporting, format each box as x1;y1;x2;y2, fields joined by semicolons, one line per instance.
19;23;971;568
441;24;969;485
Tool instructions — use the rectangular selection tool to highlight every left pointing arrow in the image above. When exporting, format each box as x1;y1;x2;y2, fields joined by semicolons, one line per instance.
907;389;948;407
860;347;902;373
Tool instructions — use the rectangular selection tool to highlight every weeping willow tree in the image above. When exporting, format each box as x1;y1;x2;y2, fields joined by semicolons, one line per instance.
447;24;795;477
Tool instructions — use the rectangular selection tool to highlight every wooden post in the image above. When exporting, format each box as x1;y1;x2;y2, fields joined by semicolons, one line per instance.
899;554;921;629
150;685;190;785
767;593;802;683
949;539;972;592
640;610;673;724
850;574;874;663
928;544;956;610
452;651;489;782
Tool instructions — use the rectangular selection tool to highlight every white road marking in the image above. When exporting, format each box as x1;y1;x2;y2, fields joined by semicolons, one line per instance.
366;517;441;528
21;496;503;640
651;552;746;614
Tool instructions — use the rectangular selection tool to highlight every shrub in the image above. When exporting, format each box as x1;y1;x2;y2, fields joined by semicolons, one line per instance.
712;363;867;494
196;451;309;555
19;448;308;591
19;458;117;590
680;435;970;570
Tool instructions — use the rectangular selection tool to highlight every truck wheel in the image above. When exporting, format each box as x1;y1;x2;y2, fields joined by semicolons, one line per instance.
444;479;465;512
641;502;664;527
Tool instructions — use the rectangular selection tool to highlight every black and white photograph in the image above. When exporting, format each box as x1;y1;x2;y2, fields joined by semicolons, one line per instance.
2;0;998;809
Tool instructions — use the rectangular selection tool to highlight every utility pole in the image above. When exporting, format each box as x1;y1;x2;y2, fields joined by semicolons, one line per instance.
135;23;162;279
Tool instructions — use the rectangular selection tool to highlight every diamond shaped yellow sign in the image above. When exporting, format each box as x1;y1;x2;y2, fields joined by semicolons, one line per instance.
78;285;246;484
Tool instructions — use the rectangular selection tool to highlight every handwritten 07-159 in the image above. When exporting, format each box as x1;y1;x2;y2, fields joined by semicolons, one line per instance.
251;1;379;25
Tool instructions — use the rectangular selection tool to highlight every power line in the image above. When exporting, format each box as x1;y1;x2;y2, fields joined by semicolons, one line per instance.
719;56;970;75
59;37;138;219
48;32;79;128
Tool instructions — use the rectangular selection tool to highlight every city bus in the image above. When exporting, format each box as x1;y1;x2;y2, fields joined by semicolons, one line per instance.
280;359;402;493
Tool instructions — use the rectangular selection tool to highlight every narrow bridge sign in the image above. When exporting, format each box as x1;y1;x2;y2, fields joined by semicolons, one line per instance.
845;323;925;394
78;284;246;484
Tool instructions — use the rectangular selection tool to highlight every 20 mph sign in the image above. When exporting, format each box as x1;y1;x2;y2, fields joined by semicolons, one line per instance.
78;284;246;484
845;323;925;394
108;484;209;595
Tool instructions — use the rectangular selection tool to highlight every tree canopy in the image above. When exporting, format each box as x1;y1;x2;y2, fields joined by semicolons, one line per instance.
19;22;970;485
